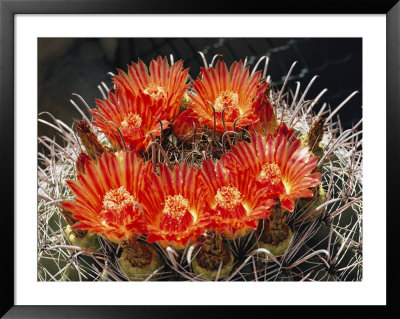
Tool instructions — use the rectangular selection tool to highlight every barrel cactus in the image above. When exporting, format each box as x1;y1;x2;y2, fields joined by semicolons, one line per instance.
38;54;362;282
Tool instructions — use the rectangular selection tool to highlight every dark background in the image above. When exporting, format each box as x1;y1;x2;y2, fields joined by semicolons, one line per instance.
38;38;362;139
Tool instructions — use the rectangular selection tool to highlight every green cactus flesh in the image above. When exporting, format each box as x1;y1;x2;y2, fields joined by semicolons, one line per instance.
256;227;293;257
65;225;101;251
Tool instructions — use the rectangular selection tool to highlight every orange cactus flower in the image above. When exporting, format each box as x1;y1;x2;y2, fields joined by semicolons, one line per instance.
172;108;201;141
222;123;322;212
187;60;268;133
250;87;279;136
140;163;209;248
112;56;190;121
93;89;168;153
200;159;275;238
62;151;150;243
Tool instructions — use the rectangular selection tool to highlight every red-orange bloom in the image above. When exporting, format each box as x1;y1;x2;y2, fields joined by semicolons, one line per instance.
140;163;209;248
62;151;150;243
187;60;268;132
172;109;201;141
112;56;189;121
201;159;275;238
93;90;168;153
250;88;279;136
222;123;322;212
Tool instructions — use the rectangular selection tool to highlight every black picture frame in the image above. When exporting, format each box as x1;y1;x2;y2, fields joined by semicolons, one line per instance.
1;0;398;318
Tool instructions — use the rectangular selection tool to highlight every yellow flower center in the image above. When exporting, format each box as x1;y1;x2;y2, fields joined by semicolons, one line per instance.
143;84;167;101
258;163;282;184
163;194;189;217
101;186;137;224
258;163;290;193
215;185;243;211
214;91;239;112
121;113;142;136
160;194;193;232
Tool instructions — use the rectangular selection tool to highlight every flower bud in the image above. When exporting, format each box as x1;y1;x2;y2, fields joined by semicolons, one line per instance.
75;120;105;160
307;117;325;155
75;152;92;174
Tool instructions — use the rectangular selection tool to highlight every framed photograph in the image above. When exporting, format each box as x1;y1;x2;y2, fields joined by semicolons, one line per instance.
1;0;398;317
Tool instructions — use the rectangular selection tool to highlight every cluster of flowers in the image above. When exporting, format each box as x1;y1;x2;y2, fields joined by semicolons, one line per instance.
62;56;322;272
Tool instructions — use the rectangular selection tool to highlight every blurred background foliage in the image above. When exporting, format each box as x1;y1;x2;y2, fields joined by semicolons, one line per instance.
38;38;362;139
